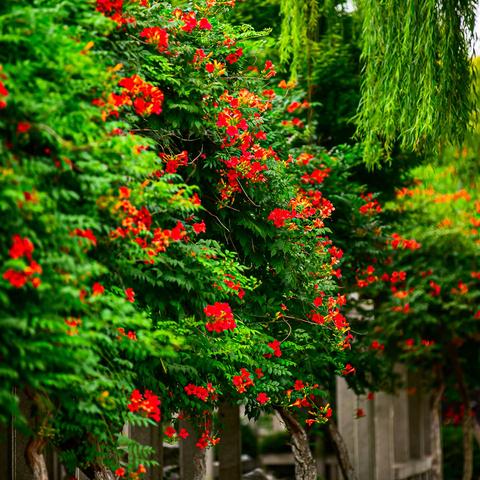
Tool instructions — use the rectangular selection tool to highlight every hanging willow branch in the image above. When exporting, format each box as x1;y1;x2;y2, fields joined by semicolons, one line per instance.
356;0;477;166
280;0;478;166
279;0;333;78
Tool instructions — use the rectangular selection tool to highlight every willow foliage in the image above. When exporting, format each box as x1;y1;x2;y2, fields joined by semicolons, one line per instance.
279;0;325;78
280;0;478;166
357;0;477;166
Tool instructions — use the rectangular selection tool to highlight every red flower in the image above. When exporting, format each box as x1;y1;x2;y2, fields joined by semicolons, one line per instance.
128;389;161;422
255;368;264;379
3;269;27;288
232;368;254;393
17;121;31;134
267;208;292;228
72;228;97;246
257;392;269;404
140;26;169;52
9;235;34;260
294;380;305;391
204;302;236;333
429;280;441;297
198;18;212;30
267;340;282;357
114;467;126;477
356;408;365;418
184;383;211;402
370;340;384;351
125;288;135;303
119;186;130;199
342;364;355;376
164;426;176;438
179;428;190;439
192;221;206;234
92;282;105;296
205;63;215;73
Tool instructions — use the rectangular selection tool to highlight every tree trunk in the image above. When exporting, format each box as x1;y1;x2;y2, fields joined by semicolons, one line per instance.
193;449;206;480
430;384;445;480
275;407;317;480
473;418;480;449
25;436;49;480
461;414;473;480
327;418;359;480
93;464;116;480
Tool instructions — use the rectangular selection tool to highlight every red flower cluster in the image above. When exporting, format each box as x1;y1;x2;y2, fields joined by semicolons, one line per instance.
382;270;407;284
232;368;254;393
213;89;277;201
222;273;245;298
268;191;334;231
96;0;138;25
265;339;282;358
429;280;441;297
257;392;269;404
359;193;382;215
0;66;8;109
267;208;292;228
125;288;135;302
96;75;164;120
172;8;212;32
204;302;236;333
72;228;97;246
370;340;385;351
128;389;161;422
193;221;206;234
225;48;243;64
342;363;355;376
159;150;188;174
65;317;82;336
184;383;216;402
356;265;377;288
140;27;169;52
117;327;137;340
3;235;42;288
301;167;331;185
196;429;220;449
390;233;421;250
111;193;186;260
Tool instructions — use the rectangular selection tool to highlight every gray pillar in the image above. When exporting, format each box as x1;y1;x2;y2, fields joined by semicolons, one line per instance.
179;419;206;480
130;424;163;479
218;402;241;480
373;392;394;480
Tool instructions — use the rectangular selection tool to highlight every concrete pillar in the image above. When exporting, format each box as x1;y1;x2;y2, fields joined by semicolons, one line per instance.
393;367;410;464
218;402;241;480
130;424;163;479
179;419;206;480
373;392;394;480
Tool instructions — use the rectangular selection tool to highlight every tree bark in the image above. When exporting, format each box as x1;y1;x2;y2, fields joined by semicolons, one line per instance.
473;418;480;449
461;414;473;480
25;436;49;480
192;449;206;480
327;418;359;480
93;464;116;480
275;407;317;480
430;384;445;480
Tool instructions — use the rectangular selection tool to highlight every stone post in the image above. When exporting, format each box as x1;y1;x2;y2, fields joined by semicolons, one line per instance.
218;402;241;480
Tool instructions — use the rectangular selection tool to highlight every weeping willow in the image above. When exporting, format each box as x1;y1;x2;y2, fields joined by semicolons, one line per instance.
357;0;477;166
280;0;478;167
279;0;324;79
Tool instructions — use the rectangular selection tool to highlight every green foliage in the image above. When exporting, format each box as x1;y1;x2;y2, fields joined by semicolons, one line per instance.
356;0;477;166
